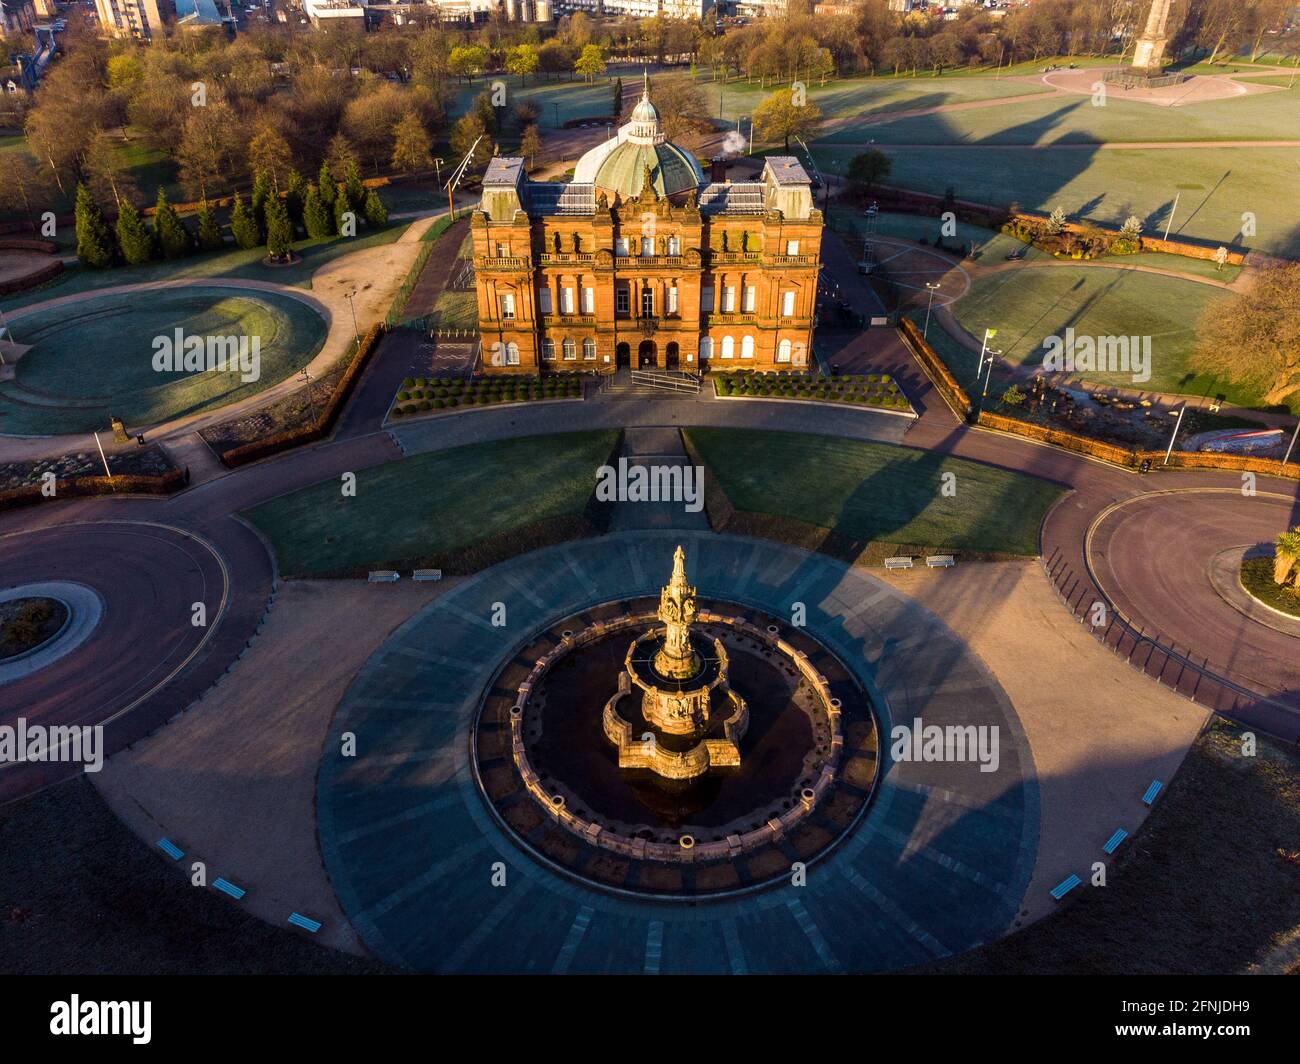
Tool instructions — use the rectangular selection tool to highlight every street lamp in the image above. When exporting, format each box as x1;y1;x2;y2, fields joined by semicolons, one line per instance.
923;282;940;338
978;349;1002;414
344;290;361;348
976;327;998;379
299;366;318;425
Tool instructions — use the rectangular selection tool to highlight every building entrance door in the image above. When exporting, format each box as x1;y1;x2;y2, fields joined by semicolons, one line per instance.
616;342;631;368
638;340;656;368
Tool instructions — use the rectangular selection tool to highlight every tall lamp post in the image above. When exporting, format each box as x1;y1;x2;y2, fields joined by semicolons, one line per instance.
976;327;998;379
923;282;940;338
344;290;360;349
978;349;1002;413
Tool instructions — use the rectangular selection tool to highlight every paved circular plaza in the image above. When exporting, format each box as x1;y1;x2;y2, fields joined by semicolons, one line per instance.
318;532;1039;974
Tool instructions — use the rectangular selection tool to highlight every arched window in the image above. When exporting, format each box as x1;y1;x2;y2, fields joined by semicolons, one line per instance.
721;336;734;359
542;339;555;361
562;338;576;360
740;335;754;359
641;236;653;257
506;342;520;366
777;339;792;363
583;338;597;360
698;337;713;360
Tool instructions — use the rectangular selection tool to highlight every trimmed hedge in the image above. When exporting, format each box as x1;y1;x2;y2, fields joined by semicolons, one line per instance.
390;374;583;419
0;468;186;513
220;324;385;468
977;410;1300;479
0;259;63;296
711;370;911;411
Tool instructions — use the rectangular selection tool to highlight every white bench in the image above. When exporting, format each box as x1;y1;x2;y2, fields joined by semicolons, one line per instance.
367;571;401;583
926;555;956;568
412;569;443;582
883;557;914;570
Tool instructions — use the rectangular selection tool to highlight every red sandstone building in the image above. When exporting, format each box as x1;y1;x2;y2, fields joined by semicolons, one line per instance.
471;79;823;376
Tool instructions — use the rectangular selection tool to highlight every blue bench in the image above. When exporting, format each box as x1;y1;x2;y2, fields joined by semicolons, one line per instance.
1050;874;1082;901
157;838;184;861
1103;828;1128;855
1142;780;1162;805
213;877;246;900
288;912;322;934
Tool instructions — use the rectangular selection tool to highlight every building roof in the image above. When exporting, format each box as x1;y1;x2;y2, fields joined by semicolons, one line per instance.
594;140;702;202
764;157;812;186
698;182;766;216
528;181;596;216
572;75;705;204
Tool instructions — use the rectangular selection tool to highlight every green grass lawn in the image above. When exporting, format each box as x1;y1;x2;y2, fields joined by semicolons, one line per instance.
684;428;1062;555
243;430;618;577
812;87;1300;256
0;287;326;435
1240;556;1300;618
946;264;1244;403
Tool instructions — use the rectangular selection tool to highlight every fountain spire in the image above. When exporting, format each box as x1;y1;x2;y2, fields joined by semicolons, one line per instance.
654;546;701;681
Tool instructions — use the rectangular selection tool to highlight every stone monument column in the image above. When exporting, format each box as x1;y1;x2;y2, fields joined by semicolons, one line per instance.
1132;0;1173;75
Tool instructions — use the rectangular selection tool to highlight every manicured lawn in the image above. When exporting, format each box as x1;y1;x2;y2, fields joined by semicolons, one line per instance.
683;428;1062;555
811;88;1300;255
0;287;326;434
243;430;618;577
947;265;1242;403
1240;556;1300;618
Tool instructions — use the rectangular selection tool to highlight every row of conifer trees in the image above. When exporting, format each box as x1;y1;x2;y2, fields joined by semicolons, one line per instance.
74;161;390;269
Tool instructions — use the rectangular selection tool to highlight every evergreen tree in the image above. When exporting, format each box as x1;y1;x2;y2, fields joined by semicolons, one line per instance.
74;183;116;268
343;160;365;212
115;199;156;266
230;192;262;249
195;199;225;252
318;161;338;211
250;171;272;233
153;188;192;260
363;188;388;229
303;182;334;239
613;76;623;118
265;196;293;259
334;193;355;236
285;171;308;229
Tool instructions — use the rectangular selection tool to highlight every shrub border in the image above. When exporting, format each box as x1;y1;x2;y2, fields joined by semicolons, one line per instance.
219;323;385;468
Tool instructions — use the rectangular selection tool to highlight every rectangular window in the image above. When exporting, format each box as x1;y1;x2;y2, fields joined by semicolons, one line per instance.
615;237;629;256
500;293;515;320
785;240;799;256
581;286;594;314
667;286;678;315
616;286;629;314
495;242;507;258
561;287;575;315
641;288;654;317
542;339;556;361
781;290;796;317
641;237;653;257
700;286;714;313
723;286;736;313
538;287;553;314
742;286;756;313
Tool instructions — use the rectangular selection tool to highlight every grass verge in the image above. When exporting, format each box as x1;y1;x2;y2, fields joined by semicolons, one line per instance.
243;430;619;577
1240;555;1300;619
922;720;1300;974
682;427;1063;559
